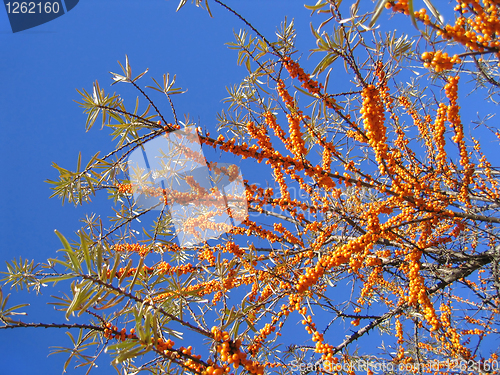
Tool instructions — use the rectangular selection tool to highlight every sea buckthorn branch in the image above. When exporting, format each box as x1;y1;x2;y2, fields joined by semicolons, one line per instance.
119;183;240;214
83;128;163;174
96;200;163;244
53;90;186;206
444;75;475;207
245;193;351;254
108;262;197;280
76;273;213;339
149;254;296;306
493;244;500;300
473;54;500;87
211;0;279;57
386;0;500;72
102;321;211;375
120;5;500;262
344;81;496;226
164;91;180;127
93;103;166;130
470;141;500;203
329;0;368;86
247;201;309;227
262;111;288;148
329;249;494;358
226;23;372;185
210;327;266;375
459;279;499;313
359;84;389;174
150;342;209;375
149;202;170;247
358;71;451;205
0;321;105;332
127;76;170;129
201;133;404;216
279;55;372;155
292;203;476;314
48;127;164;205
258;159;488;314
114;243;151;258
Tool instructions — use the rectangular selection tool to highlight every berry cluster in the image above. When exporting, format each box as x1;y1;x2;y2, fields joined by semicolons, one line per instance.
263;111;288;145
246;121;274;154
405;247;441;332
287;111;309;158
432;103;449;171
421;51;461;73
438;303;471;358
302;315;335;362
154;339;206;373
113;243;150;257
389;0;500;63
224;241;244;258
108;261;195;279
360;85;388;172
103;323;137;341
296;265;324;293
282;56;322;96
211;327;265;375
247;323;276;354
116;183;132;194
385;0;410;15
445;75;473;204
155;337;175;352
198;245;216;266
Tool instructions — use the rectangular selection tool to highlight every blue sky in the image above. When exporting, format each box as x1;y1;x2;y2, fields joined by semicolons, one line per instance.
0;1;317;373
1;1;499;374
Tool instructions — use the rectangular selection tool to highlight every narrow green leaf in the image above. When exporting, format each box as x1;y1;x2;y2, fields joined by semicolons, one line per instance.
80;231;91;274
204;0;213;17
114;346;145;364
0;290;4;310
76;152;81;173
97;244;103;277
369;0;390;28
128;256;144;293
125;55;131;79
423;0;443;24
94;295;124;311
304;1;328;14
144;310;152;345
54;230;71;252
107;252;121;281
176;0;188;12
408;0;418;29
246;318;257;332
77;288;103;316
65;282;83;320
118;259;133;285
245;57;251;72
3;303;29;315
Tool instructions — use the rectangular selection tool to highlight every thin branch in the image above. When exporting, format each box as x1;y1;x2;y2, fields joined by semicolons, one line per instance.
473;55;500;88
0;321;104;331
